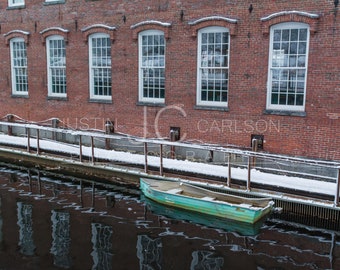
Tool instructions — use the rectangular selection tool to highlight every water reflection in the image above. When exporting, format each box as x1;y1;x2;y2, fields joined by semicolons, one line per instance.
142;196;264;236
191;250;224;270
17;201;36;256
136;235;162;269
51;210;72;268
0;166;337;269
91;223;113;270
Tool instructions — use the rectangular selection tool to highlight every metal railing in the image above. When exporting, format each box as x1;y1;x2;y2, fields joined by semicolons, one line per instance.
0;120;339;206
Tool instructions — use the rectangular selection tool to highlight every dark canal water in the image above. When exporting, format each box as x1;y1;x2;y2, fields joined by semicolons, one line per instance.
0;164;338;270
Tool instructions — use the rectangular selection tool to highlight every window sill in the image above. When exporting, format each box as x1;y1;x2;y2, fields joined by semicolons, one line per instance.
194;105;229;112
47;96;68;101
88;98;112;104
11;94;29;98
263;109;306;117
136;101;165;107
43;0;65;6
7;5;26;10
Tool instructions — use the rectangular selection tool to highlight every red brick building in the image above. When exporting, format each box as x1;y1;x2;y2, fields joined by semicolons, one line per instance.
0;0;339;161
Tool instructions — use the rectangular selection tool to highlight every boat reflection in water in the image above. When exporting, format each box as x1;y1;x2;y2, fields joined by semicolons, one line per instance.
141;196;266;236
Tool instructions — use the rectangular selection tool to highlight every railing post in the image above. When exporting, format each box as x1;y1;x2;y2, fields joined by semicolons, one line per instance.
247;155;251;191
91;136;95;164
6;114;14;136
227;153;231;187
144;142;148;173
36;129;40;155
159;144;163;176
26;128;30;152
104;120;114;150
335;168;340;206
79;135;83;162
51;118;59;140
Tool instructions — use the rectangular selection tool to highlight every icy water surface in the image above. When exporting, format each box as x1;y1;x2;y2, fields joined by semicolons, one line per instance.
0;165;338;270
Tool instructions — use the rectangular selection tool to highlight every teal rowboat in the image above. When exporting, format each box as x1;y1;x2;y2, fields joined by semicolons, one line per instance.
140;178;274;224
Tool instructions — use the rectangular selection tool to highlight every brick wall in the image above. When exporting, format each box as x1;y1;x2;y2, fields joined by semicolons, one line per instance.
0;0;339;161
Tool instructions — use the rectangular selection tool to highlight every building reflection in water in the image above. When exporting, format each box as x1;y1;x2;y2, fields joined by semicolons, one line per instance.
17;201;36;256
190;250;224;270
91;222;113;270
0;167;336;270
136;235;162;269
50;209;72;268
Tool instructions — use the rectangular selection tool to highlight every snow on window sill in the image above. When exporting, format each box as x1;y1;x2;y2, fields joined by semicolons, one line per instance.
136;101;165;107
194;105;229;112
263;109;306;117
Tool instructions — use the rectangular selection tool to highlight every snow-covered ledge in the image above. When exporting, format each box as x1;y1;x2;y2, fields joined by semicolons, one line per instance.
261;10;320;21
188;16;238;37
40;27;69;34
261;10;320;35
188;16;238;25
81;24;117;32
40;27;70;44
130;20;171;29
4;30;30;45
81;24;117;43
131;20;172;40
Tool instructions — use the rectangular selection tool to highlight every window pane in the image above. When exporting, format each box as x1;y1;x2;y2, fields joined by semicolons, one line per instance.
90;35;112;97
269;24;309;109
48;37;66;95
198;27;229;105
140;31;165;100
11;39;28;94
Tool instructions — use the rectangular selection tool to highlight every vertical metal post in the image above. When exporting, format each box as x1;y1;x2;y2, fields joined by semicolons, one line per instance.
91;136;94;164
335;168;340;206
247;155;251;191
251;138;258;167
79;135;83;162
26;128;30;152
227;153;231;187
36;129;40;155
159;144;163;176
144;142;148;173
51;118;59;140
7;114;14;136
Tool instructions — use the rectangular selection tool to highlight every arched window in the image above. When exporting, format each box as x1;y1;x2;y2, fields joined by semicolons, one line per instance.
46;35;66;97
138;29;165;103
89;33;112;100
267;22;309;111
197;26;229;107
10;37;28;95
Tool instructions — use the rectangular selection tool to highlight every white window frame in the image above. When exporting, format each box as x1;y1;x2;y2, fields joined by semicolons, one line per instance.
8;0;24;7
10;37;28;96
46;35;66;98
89;33;112;101
267;22;309;112
196;26;229;107
138;29;166;103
